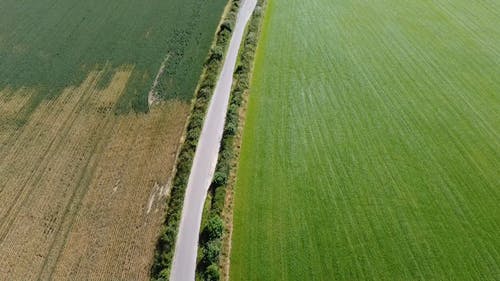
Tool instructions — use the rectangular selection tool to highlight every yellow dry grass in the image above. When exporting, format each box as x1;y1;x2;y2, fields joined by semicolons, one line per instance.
0;67;190;280
0;87;34;147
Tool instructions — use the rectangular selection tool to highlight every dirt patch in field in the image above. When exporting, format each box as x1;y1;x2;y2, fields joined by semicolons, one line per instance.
148;53;171;106
0;68;190;281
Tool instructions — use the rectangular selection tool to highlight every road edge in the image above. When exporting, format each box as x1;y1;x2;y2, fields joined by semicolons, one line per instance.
191;0;269;280
150;1;246;279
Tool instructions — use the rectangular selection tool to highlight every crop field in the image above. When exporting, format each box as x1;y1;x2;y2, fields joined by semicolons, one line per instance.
0;0;226;113
0;0;226;280
230;0;500;280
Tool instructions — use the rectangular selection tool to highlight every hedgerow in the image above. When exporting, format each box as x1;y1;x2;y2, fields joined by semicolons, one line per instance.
150;1;243;280
195;1;267;280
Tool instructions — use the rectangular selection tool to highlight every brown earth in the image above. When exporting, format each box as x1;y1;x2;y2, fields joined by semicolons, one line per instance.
0;67;190;281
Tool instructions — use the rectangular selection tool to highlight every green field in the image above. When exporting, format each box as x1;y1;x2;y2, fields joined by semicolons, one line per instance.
230;0;500;280
0;0;226;113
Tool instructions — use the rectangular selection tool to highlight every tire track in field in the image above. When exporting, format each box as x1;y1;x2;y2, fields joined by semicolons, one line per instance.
0;69;130;279
37;70;133;281
0;77;99;244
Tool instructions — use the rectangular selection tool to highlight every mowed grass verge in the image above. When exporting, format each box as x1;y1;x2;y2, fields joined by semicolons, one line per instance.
230;0;499;280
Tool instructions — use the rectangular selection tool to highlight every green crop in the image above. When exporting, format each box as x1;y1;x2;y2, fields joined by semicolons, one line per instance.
0;0;227;114
230;0;500;280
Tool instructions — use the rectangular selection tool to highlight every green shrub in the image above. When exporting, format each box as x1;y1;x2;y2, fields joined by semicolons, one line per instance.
220;20;233;32
223;121;237;137
209;46;224;62
212;171;228;187
203;264;220;281
204;215;224;241
198;87;212;99
212;187;227;215
203;240;222;265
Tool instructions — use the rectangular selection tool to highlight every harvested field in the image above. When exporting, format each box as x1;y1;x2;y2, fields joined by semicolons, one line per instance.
0;70;190;280
230;0;500;280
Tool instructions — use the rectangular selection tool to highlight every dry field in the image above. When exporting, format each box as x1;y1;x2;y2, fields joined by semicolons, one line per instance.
0;68;190;280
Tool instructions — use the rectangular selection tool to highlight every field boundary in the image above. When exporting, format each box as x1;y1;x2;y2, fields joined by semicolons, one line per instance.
192;0;268;280
150;1;247;279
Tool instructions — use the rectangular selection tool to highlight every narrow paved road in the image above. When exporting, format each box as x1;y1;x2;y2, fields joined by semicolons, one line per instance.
169;0;257;280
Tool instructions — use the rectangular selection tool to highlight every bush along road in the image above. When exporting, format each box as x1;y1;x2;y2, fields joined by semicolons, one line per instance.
169;0;257;280
150;0;257;280
195;0;267;280
150;0;245;280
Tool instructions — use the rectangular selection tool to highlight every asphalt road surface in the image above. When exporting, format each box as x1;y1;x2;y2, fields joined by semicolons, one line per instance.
169;0;258;280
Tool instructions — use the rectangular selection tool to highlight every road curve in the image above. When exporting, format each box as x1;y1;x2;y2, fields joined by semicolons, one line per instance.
169;0;257;280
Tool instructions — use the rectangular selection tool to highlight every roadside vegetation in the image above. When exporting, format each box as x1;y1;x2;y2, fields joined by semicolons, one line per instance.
150;1;245;280
230;0;500;280
195;1;267;280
